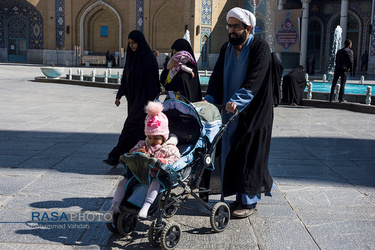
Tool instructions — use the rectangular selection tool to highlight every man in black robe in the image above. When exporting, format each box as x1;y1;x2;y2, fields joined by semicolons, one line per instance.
281;65;307;105
205;7;274;218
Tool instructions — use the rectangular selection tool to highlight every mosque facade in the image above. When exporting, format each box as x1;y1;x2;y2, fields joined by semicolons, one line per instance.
1;0;374;74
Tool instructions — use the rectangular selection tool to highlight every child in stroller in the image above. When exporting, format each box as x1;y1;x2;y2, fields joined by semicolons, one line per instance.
107;92;238;250
108;101;180;219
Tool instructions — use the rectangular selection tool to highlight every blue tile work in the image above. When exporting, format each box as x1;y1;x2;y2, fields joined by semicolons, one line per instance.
201;0;212;25
201;27;211;53
136;0;144;32
244;0;266;19
56;0;65;48
201;27;211;37
371;2;375;55
0;2;3;48
0;0;44;49
309;1;371;57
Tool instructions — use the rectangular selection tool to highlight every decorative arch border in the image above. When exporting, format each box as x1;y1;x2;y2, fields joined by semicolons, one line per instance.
0;0;44;49
79;0;122;55
346;10;362;62
151;2;168;50
308;16;324;68
326;11;341;67
326;10;362;70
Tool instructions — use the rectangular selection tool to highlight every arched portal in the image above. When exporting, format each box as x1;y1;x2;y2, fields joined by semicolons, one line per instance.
201;34;210;68
80;1;122;56
7;16;27;62
307;18;323;71
328;12;360;70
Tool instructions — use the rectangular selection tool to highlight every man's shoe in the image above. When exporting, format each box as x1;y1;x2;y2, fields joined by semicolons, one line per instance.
339;99;347;103
232;207;256;218
229;201;241;211
102;157;119;168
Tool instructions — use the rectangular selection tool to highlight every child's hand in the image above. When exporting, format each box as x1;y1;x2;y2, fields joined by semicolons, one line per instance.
137;147;146;154
191;71;195;78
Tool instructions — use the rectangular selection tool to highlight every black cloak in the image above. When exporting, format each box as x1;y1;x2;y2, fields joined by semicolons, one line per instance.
160;39;202;102
206;36;274;196
108;30;160;160
271;52;284;106
281;65;306;105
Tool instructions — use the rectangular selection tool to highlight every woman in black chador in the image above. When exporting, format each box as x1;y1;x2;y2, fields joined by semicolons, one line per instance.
281;65;307;105
103;30;160;167
160;39;202;102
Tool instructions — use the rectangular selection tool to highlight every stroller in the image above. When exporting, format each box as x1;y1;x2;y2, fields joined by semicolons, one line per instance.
106;91;238;249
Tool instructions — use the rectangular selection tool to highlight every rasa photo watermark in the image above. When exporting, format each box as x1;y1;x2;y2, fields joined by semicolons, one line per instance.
31;211;113;223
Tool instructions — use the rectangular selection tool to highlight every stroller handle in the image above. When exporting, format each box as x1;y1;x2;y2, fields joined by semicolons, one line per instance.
207;106;239;156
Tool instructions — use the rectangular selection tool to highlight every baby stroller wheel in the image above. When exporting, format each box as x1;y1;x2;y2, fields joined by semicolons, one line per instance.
210;202;230;232
148;220;167;247
106;213;119;233
117;211;138;236
161;221;181;250
163;192;179;218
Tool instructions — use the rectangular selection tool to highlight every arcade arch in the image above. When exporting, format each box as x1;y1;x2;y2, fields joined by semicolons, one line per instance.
79;1;122;56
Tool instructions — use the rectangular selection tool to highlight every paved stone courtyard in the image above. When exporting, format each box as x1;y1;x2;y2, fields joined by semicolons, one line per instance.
0;64;374;249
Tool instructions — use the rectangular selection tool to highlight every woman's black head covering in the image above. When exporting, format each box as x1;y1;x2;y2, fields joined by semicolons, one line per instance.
125;30;156;73
117;29;160;128
160;38;201;102
113;30;161;153
171;39;196;61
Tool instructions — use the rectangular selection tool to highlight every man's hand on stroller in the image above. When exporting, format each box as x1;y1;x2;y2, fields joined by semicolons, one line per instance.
226;102;237;114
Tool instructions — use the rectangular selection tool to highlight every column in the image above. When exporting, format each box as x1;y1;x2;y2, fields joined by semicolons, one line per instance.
276;0;286;62
340;0;349;46
300;0;311;67
278;0;286;10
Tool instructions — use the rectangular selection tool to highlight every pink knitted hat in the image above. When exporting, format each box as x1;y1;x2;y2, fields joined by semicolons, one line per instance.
144;101;169;142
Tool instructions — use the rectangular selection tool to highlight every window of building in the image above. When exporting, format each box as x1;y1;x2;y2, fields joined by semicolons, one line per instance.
101;26;108;37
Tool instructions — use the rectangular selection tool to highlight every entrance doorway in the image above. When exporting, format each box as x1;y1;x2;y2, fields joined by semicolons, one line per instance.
7;17;27;62
201;34;210;68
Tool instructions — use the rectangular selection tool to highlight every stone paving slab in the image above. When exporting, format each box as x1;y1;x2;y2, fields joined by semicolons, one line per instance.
304;220;375;250
0;243;73;250
250;217;319;250
279;186;374;207
19;177;116;198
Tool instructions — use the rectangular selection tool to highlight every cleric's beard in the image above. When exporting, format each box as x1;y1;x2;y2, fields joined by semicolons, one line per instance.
228;30;247;46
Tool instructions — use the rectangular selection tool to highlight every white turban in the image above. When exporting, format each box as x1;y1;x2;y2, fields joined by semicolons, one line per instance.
226;7;256;28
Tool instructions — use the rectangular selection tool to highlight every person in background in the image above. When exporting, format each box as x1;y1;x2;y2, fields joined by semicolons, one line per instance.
103;30;160;167
329;39;354;103
163;53;170;69
306;55;315;75
153;50;159;58
361;50;368;72
281;65;307;106
165;50;197;83
204;7;275;218
160;39;202;102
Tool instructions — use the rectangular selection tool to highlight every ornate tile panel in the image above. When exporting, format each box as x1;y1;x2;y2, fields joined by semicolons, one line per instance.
201;0;212;25
136;0;144;32
56;0;65;48
0;0;44;49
